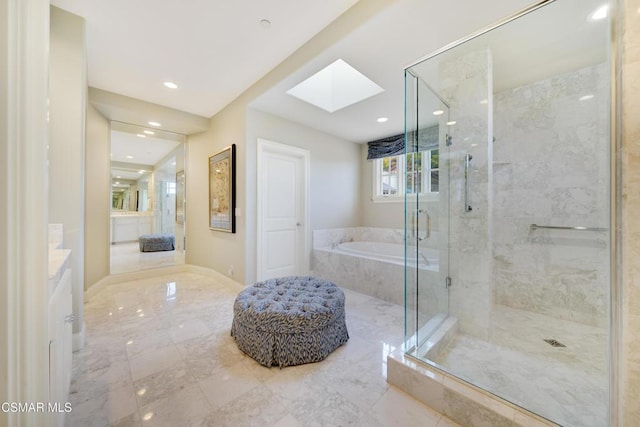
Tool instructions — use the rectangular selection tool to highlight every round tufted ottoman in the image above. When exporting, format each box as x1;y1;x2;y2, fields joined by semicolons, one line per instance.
138;234;174;252
230;276;349;368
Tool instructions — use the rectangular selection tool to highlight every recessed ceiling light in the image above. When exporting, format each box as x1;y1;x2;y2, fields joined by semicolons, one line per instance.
259;19;271;28
172;162;177;166
589;4;608;21
286;59;384;113
116;175;121;178
432;110;444;116
480;99;488;105
136;134;146;138
138;170;145;174
126;155;134;159
115;181;120;185
143;130;155;135
376;117;388;123
142;413;153;421
579;94;594;101
446;121;457;126
148;121;161;127
164;81;178;89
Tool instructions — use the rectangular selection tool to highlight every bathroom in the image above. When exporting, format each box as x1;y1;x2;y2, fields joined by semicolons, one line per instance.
13;0;636;425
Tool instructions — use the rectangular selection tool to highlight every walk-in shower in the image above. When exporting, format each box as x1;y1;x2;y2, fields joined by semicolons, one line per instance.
403;0;612;425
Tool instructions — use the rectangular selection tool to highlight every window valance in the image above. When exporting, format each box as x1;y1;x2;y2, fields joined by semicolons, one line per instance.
366;125;439;160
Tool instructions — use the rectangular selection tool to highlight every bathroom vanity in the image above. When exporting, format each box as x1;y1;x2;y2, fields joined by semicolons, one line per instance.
110;212;153;243
48;224;73;426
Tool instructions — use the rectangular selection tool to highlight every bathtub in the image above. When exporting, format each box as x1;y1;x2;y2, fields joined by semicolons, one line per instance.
335;241;438;268
312;237;439;305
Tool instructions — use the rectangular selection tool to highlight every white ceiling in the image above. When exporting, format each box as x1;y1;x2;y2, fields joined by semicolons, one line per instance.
50;0;358;118
251;0;609;143
110;130;180;166
51;0;609;148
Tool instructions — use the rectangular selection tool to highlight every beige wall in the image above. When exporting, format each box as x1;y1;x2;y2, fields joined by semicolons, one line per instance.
186;108;362;286
84;104;110;288
245;109;362;283
186;101;247;282
621;0;640;424
185;0;397;285
360;144;404;229
49;6;86;334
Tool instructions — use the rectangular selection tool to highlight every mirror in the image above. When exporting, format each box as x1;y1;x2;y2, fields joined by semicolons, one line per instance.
109;121;186;274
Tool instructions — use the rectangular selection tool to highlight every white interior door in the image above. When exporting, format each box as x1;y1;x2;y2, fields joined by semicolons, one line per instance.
257;139;310;281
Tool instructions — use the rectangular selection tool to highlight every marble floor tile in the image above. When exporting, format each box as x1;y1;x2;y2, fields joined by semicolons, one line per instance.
203;385;290;427
197;361;261;409
72;271;449;427
128;344;182;381
368;387;446;427
137;383;211;427
132;361;196;407
110;241;185;275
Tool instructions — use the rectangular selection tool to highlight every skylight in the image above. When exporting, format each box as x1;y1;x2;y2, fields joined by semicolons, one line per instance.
286;59;384;113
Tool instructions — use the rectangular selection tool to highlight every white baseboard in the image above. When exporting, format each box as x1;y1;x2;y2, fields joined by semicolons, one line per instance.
84;264;245;301
184;264;245;289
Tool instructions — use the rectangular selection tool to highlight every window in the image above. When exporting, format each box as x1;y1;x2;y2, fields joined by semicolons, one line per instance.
380;156;399;196
374;149;439;201
166;182;176;195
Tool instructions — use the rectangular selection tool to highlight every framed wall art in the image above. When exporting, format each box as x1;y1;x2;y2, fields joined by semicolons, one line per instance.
209;144;236;233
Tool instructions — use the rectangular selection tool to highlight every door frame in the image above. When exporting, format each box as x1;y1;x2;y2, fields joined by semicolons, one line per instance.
256;138;310;281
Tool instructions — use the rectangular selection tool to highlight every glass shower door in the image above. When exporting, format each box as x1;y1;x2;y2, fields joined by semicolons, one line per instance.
403;1;611;425
404;71;451;356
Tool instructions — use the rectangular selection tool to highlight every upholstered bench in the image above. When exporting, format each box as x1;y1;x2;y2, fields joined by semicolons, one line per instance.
138;234;175;252
231;276;349;368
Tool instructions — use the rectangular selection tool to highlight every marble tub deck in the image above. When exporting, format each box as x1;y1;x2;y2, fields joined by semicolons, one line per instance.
69;271;460;427
419;305;608;427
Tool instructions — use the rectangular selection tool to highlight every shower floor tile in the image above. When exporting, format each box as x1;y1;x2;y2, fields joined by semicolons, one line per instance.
428;305;608;427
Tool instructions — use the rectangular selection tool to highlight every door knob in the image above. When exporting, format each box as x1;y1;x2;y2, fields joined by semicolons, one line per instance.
296;222;302;227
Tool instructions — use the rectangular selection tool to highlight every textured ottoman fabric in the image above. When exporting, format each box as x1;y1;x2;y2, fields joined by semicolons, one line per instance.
138;234;175;252
231;276;349;367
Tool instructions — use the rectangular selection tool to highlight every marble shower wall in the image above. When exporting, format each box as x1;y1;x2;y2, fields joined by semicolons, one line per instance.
438;49;493;339
492;63;610;328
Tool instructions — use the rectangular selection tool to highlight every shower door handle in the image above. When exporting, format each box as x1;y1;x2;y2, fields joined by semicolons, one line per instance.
464;154;473;212
417;209;430;241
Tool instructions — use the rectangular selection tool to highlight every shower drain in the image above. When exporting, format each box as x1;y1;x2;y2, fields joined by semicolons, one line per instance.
544;338;566;348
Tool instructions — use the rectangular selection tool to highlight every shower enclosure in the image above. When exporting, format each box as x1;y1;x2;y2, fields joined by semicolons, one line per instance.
404;1;611;425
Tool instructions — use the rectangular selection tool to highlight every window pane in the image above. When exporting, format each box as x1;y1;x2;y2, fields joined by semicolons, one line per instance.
390;157;397;173
382;157;389;173
431;171;439;192
406;173;413;194
407;153;414;172
415;171;422;193
415;152;422;170
382;176;389;195
390;175;398;195
431;150;439;169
